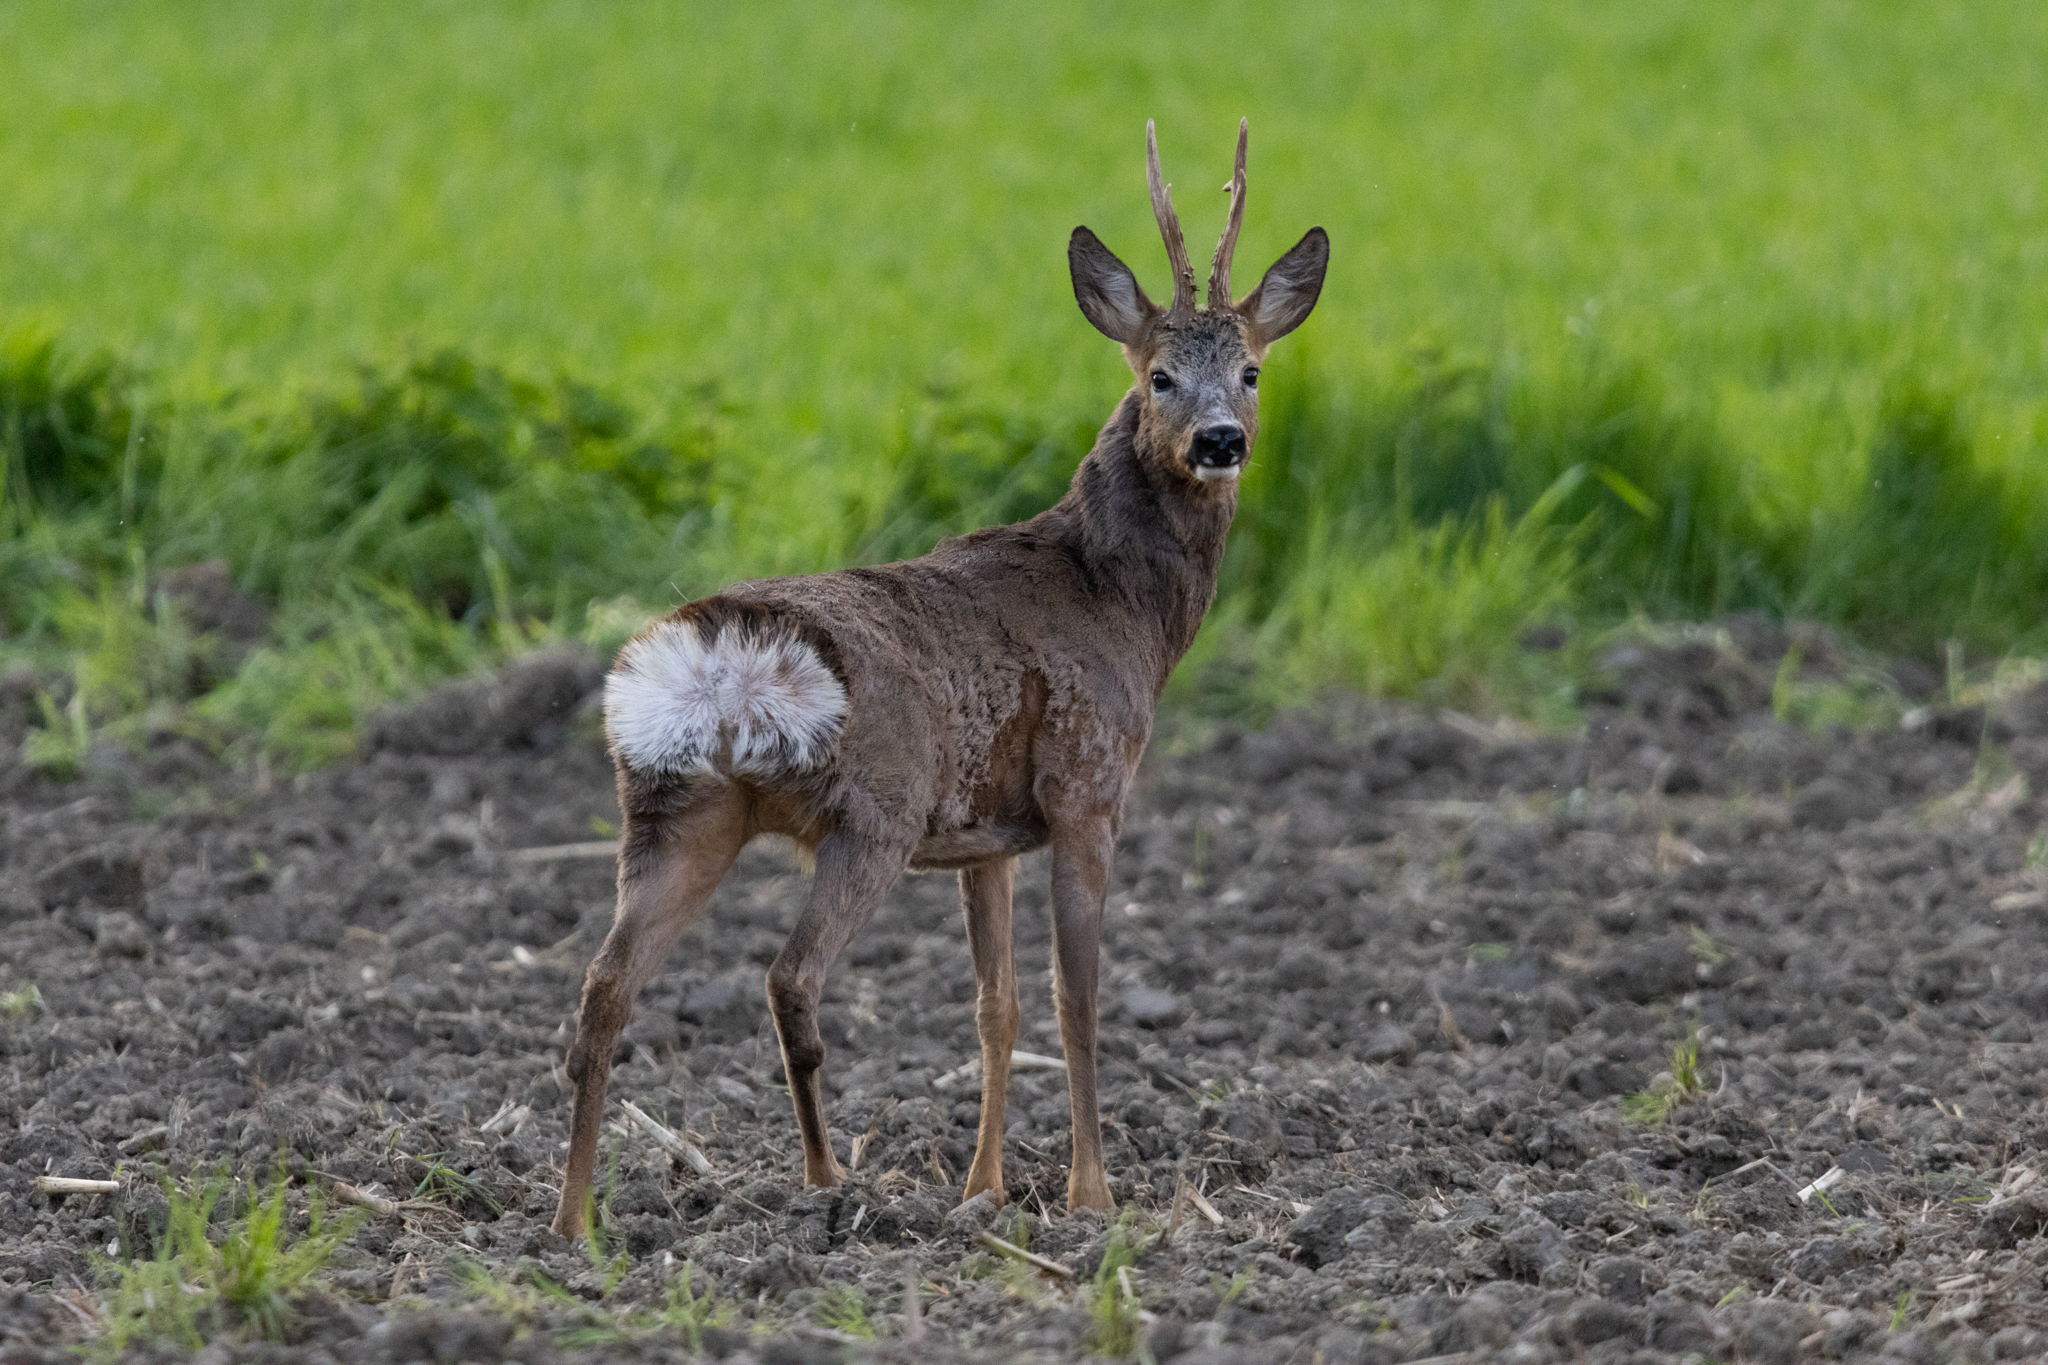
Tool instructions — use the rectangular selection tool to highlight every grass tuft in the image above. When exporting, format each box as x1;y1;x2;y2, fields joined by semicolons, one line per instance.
0;982;42;1024
405;1155;502;1218
1086;1215;1149;1359
1621;1023;1708;1127
512;1256;738;1350
815;1282;874;1339
93;1166;361;1355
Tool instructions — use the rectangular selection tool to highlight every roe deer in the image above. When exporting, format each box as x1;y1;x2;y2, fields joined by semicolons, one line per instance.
552;119;1327;1236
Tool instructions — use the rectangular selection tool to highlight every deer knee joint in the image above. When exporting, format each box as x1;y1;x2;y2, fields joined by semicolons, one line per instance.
979;991;1020;1036
765;961;815;1016
581;956;626;1004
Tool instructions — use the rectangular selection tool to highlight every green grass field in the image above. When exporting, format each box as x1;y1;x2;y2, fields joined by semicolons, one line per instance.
4;1;2046;764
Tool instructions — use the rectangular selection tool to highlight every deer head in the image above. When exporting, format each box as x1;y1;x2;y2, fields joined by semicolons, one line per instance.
1068;119;1329;488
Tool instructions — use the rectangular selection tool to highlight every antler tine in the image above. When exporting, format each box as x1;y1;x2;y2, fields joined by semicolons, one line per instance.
1207;118;1249;310
1146;120;1197;313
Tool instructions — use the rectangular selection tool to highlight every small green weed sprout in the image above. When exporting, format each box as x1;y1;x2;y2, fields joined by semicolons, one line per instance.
816;1282;874;1339
1210;1266;1256;1313
1687;927;1728;967
95;1168;361;1354
453;1258;578;1338
655;1260;737;1352
1003;1208;1036;1251
21;690;92;778
575;1149;629;1298
987;1207;1043;1300
407;1156;501;1216
1622;1023;1706;1126
1890;1288;1918;1331
1768;635;1907;732
546;1258;739;1350
1;983;43;1024
1087;1215;1149;1358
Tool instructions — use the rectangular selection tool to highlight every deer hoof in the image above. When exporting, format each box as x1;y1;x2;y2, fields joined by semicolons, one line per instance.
1067;1175;1115;1213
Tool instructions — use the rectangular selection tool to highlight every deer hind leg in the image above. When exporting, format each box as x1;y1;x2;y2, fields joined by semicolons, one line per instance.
552;784;749;1239
765;828;911;1189
960;857;1021;1205
1049;823;1116;1212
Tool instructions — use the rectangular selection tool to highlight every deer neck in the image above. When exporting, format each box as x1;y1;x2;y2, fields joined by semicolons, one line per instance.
1054;391;1237;679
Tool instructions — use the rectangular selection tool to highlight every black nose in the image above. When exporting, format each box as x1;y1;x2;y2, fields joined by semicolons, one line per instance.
1191;424;1247;467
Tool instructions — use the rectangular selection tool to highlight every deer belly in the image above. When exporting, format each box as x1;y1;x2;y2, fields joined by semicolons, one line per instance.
604;618;847;778
910;821;1049;869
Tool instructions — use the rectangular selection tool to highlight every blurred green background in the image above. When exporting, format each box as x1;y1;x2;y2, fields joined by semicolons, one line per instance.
4;1;2045;766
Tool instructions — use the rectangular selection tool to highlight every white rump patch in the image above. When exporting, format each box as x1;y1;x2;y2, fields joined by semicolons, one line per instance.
605;619;848;777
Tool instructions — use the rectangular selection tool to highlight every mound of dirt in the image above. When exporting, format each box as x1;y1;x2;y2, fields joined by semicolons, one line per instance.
362;646;606;757
6;635;2048;1362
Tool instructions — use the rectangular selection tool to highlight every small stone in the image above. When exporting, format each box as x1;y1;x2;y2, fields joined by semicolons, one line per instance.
682;980;741;1017
35;850;145;911
1425;1298;1512;1354
1978;1191;2048;1250
0;878;40;924
1589;1253;1655;1304
1646;1290;1724;1354
1501;1216;1572;1284
1361;1023;1416;1066
1990;1012;2034;1043
1566;1299;1640;1345
94;911;151;958
944;1189;1000;1235
681;980;758;1043
1122;987;1182;1028
1790;1235;1857;1284
1285;1187;1365;1268
1993;1325;2047;1360
1273;952;1330;991
1792;777;1882;831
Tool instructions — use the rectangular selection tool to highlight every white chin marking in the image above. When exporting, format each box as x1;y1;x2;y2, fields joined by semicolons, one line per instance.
1193;464;1242;482
605;619;847;777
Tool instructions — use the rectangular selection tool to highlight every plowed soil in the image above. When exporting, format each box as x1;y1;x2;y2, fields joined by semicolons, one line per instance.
8;631;2048;1364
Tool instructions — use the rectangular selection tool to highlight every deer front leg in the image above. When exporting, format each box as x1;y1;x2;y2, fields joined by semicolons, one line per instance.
960;857;1021;1205
552;788;748;1240
1050;823;1115;1212
766;829;912;1189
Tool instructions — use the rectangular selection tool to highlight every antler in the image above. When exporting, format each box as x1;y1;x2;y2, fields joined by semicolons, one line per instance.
1207;119;1248;310
1146;120;1197;313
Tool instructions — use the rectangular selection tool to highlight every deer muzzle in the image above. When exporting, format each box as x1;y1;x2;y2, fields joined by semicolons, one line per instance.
1189;423;1247;480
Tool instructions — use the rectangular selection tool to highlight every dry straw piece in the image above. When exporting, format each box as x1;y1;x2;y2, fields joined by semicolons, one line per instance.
619;1099;715;1176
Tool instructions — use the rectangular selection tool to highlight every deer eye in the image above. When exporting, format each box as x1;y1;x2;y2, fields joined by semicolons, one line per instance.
1242;367;1260;389
1150;371;1175;393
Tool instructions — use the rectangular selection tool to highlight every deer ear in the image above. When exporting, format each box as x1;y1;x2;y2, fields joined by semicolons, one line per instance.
1069;226;1155;344
1240;227;1329;344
